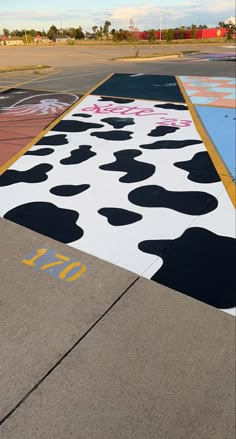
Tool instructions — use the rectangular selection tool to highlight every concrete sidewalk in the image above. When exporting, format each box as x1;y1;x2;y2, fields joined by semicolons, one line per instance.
0;218;235;438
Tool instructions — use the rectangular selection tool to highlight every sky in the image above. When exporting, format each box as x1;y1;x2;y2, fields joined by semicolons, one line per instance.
0;0;235;32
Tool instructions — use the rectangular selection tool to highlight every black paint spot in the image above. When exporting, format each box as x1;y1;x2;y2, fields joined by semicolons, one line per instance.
60;145;96;165
98;208;142;226
0;164;52;187
25;148;54;156
101;117;135;129
91;130;133;141
52;120;104;132
140;139;203;150
50;184;90;197
128;185;218;215
72;113;92;118
36;134;68;146
4;202;83;244
100;150;155;183
148;126;180;137
174;152;221;183
154;103;187;111
139;227;236;309
98;97;135;104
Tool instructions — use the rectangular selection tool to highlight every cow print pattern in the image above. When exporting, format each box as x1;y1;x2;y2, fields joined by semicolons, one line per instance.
128;185;218;215
36;134;69;146
100;150;155;183
98;97;135;104
98;208;142;226
174;152;221;183
0;94;235;315
101;117;135;129
53;120;104;132
60;145;96;165
25;148;54;156
148;126;180;137
140;139;203;150
4;202;84;243
50;184;90;197
139;227;236;309
90;130;133;141
154;103;188;111
0;164;52;186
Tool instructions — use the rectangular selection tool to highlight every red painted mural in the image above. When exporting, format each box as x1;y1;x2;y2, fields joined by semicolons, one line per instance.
0;89;80;169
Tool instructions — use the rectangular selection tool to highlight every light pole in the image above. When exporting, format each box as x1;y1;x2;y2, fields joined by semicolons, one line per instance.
25;29;28;45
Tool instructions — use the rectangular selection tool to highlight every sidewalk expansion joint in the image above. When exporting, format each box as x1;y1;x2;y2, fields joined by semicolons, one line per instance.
0;275;140;427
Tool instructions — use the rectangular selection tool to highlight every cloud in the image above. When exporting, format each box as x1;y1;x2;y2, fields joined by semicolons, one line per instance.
109;5;185;29
110;6;153;21
225;16;236;24
108;1;235;28
1;1;235;30
204;1;235;13
0;9;92;21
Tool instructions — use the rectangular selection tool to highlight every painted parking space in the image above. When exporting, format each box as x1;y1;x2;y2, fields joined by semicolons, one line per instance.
178;75;235;186
0;88;80;168
179;76;235;107
91;73;185;102
195;106;235;179
0;73;235;316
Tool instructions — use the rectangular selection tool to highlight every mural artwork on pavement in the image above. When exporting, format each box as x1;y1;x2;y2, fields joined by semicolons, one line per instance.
0;89;80;168
92;73;185;102
179;76;235;107
195;106;236;179
179;75;236;183
0;88;235;316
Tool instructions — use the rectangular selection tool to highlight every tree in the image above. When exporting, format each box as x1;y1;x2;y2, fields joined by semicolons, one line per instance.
165;28;174;41
179;27;185;39
128;18;140;57
3;28;10;37
75;26;84;39
22;34;34;44
191;24;197;38
92;25;98;39
112;29;129;41
66;27;76;38
47;25;58;40
148;29;156;42
97;26;103;39
226;24;235;39
103;20;111;39
218;21;226;28
29;29;36;37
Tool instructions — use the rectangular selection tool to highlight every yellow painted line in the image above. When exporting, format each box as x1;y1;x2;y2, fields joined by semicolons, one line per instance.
176;76;235;208
0;70;59;94
0;72;114;176
224;180;236;207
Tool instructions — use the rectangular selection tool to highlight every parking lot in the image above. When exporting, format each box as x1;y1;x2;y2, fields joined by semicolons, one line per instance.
0;43;235;94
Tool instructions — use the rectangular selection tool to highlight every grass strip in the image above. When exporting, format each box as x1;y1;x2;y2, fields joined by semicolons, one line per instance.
0;65;50;73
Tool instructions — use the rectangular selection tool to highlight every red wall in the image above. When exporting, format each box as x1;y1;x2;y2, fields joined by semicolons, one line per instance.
138;28;227;40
